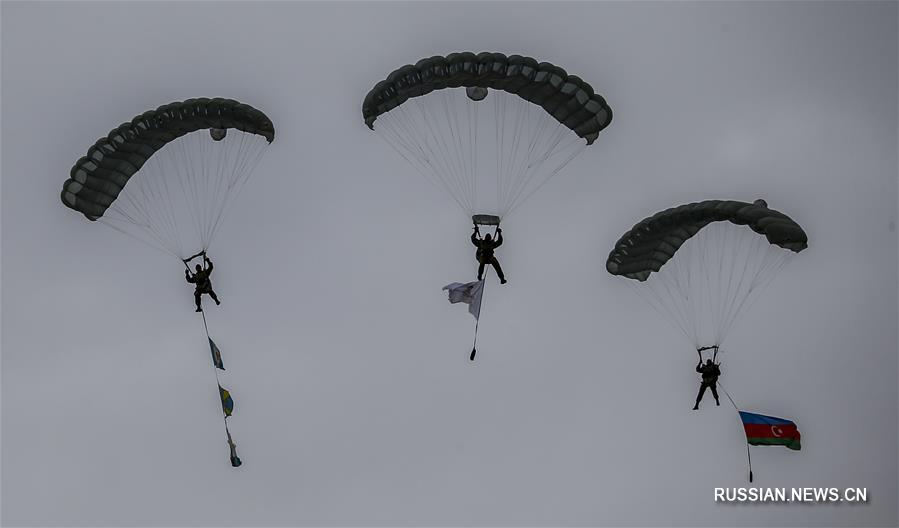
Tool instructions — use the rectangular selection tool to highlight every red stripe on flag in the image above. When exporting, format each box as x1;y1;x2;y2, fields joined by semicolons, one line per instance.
743;423;800;440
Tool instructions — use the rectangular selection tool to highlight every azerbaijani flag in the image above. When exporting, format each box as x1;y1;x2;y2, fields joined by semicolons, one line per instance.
739;411;801;450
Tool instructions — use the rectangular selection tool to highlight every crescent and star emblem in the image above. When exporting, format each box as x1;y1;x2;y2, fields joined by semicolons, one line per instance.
771;426;783;437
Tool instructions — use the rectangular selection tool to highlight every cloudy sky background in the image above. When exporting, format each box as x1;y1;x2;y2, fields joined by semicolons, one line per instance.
2;1;897;526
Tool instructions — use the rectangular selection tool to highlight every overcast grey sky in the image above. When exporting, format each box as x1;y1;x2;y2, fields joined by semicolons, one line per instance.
2;1;897;526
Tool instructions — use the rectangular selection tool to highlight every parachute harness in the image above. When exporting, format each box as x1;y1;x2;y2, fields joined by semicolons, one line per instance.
697;345;720;362
183;250;207;268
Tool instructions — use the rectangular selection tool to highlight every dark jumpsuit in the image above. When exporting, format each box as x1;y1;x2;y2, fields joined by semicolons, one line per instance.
471;232;505;282
186;260;219;311
693;361;721;409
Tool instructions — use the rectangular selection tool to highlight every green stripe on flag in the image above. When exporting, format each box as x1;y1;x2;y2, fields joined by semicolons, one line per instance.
747;437;801;450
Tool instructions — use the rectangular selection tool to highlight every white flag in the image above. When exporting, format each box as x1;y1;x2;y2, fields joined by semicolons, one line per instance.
443;280;485;320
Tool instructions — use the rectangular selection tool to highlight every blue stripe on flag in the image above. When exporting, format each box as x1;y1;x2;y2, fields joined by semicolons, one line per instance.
739;411;794;426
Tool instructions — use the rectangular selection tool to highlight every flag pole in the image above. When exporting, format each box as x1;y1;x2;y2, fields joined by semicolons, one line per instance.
470;270;488;361
718;382;752;482
470;317;480;361
201;310;241;467
746;444;754;483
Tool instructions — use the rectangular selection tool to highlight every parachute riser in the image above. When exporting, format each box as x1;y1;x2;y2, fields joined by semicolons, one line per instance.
183;250;208;268
697;344;720;362
471;214;501;238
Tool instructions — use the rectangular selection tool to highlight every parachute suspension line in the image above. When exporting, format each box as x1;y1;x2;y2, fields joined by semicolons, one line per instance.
410;95;456;203
499;96;535;215
644;253;699;346
203;129;260;252
717;225;750;345
712;224;793;345
98;129;269;261
504;136;585;219
162;133;198;252
375;89;590;220
117;161;177;254
495;92;506;217
497;95;587;219
505;125;567;213
99;216;179;259
104;169;183;258
629;278;693;345
468;91;479;212
634;223;796;352
167;133;203;254
716;225;756;344
101;162;183;257
211;130;264;248
629;245;697;345
377;99;473;215
169;138;203;253
702;225;722;346
440;90;473;211
498;97;530;209
720;239;791;343
205;131;268;250
716;226;749;345
501;94;528;210
420;91;473;213
455;90;479;212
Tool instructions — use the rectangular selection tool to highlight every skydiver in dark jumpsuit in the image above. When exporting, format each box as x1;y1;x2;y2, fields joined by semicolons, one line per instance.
185;256;220;312
471;225;507;284
693;358;721;410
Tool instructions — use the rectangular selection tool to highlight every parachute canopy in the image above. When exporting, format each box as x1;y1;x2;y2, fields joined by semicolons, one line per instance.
606;199;807;350
61;98;274;258
364;52;612;220
363;52;612;144
62;98;274;220
607;199;808;281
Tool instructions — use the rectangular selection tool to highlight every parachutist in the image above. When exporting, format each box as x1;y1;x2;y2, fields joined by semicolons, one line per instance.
185;256;220;312
693;358;721;410
471;226;506;284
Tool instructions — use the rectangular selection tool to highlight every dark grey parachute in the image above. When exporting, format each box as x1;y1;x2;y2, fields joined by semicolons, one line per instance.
61;98;275;221
362;52;613;144
607;199;808;282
